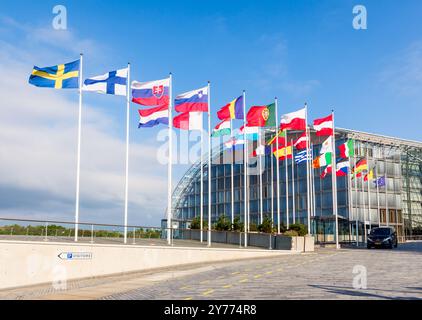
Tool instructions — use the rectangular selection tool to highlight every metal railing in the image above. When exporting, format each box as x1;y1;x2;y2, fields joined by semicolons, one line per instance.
0;217;278;250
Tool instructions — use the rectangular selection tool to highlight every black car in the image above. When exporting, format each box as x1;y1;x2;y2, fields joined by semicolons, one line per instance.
367;227;398;249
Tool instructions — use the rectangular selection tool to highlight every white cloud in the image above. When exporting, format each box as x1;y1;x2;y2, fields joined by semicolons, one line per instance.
378;41;422;97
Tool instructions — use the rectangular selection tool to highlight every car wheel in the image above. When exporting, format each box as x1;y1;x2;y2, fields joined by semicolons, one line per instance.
394;242;398;248
388;242;393;249
367;245;371;249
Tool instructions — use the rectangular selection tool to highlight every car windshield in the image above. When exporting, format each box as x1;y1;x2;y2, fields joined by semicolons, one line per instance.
370;228;391;236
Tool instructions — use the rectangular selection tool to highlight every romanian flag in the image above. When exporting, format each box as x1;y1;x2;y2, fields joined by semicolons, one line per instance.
246;103;276;127
352;158;368;176
273;143;293;160
217;96;244;120
29;60;80;89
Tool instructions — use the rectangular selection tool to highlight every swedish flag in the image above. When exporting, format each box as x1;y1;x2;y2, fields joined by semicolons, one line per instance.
29;60;80;89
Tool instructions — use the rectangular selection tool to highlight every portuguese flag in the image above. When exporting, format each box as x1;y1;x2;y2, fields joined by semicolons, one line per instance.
246;103;276;127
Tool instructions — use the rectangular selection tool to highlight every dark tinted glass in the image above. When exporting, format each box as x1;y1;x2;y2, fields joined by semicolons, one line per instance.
370;228;391;236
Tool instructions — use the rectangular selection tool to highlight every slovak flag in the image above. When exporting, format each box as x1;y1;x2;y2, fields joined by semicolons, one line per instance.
174;87;208;113
131;78;170;107
138;105;169;128
173;112;203;131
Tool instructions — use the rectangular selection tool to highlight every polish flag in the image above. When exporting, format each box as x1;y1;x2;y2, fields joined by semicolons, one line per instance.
280;107;306;131
173;112;203;131
313;114;333;136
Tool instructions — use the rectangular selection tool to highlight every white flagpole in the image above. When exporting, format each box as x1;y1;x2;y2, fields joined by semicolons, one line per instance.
305;103;311;235
311;144;317;220
230;118;234;225
271;134;274;228
207;81;212;247
366;144;371;232
291;139;296;224
243;91;248;246
275;97;281;234
376;156;380;227
123;62;131;244
347;154;353;240
74;53;83;242
167;73;173;245
331;110;339;249
259;128;263;225
200;109;204;243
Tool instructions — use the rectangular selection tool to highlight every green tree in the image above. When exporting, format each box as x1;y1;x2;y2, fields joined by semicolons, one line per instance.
189;217;208;230
249;223;258;232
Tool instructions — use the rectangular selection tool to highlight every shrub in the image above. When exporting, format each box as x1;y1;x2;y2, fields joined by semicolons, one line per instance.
284;230;299;237
258;216;273;234
231;217;244;231
288;223;308;236
189;217;208;230
214;215;231;231
249;223;258;232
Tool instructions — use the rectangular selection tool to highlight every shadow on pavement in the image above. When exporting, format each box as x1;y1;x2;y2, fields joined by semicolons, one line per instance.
308;284;422;300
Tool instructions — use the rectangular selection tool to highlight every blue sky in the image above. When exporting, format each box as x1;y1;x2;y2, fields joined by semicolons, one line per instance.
1;0;421;226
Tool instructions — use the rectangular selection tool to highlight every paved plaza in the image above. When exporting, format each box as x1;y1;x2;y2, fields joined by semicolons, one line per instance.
1;242;421;300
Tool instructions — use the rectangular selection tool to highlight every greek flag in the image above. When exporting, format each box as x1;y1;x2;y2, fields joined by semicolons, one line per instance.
83;68;128;96
294;150;310;164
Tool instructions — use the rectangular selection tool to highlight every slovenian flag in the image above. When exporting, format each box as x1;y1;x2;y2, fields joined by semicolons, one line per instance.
132;78;170;107
138;105;169;128
175;87;208;112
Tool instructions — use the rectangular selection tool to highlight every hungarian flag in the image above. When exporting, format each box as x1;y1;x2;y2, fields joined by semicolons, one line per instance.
313;114;333;136
280;107;306;131
211;119;231;137
273;143;293;160
313;152;332;169
246;103;276;127
339;140;355;158
217;96;244;120
293;132;308;150
173;111;203;130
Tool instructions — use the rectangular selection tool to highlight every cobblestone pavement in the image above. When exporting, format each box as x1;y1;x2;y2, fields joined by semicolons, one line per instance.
102;243;422;300
2;243;421;300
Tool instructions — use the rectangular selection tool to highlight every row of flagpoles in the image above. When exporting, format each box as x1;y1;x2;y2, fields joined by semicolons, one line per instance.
29;55;378;247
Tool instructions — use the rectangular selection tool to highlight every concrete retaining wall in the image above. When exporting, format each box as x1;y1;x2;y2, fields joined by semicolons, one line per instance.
0;240;292;290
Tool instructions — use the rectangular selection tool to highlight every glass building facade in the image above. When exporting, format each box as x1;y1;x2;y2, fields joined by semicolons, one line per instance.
169;128;422;242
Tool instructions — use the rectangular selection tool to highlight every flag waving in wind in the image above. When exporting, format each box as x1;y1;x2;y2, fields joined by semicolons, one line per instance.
280;108;306;131
246;104;276;127
29;60;80;89
83;68;128;96
217;96;244;120
175;87;208;112
132;78;170;107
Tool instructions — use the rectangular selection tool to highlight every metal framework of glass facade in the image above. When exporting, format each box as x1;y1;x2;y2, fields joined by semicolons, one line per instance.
170;128;422;241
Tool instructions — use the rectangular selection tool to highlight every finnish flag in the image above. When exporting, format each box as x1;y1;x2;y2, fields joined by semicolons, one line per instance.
83;68;128;96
